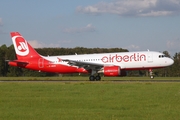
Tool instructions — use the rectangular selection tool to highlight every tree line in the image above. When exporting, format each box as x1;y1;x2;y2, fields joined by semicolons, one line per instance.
0;44;179;77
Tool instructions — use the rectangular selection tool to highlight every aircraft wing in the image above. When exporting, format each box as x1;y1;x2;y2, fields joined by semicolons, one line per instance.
62;59;105;70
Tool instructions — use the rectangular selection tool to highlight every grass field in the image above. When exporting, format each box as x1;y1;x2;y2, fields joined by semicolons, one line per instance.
0;81;180;120
1;76;180;80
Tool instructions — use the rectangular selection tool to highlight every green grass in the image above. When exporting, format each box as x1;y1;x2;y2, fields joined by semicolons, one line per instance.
0;82;180;120
1;76;180;80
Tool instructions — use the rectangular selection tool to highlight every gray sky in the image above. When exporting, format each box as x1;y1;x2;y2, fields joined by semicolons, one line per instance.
0;0;180;56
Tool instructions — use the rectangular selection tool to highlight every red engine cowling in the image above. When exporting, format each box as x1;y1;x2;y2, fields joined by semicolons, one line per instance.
103;66;126;76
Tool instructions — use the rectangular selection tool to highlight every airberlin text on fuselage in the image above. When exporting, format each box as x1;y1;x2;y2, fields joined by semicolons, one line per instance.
101;53;146;63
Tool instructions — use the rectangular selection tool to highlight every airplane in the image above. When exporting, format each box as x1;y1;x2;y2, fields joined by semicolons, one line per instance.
8;32;174;81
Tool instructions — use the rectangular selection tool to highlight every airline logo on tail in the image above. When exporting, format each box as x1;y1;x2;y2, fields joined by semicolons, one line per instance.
12;36;29;56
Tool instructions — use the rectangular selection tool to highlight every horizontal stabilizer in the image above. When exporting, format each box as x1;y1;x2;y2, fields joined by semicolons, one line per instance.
6;60;29;67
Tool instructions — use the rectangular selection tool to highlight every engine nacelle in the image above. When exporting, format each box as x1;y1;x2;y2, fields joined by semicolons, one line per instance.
103;66;126;77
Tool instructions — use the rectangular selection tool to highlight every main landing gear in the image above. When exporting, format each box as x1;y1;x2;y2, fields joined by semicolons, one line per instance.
89;74;101;81
89;69;101;81
149;69;154;79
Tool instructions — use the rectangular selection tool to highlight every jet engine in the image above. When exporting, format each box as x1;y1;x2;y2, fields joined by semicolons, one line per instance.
103;66;126;76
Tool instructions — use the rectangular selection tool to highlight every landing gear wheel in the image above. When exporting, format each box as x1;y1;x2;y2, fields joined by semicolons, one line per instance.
95;75;101;81
89;75;95;81
150;76;154;79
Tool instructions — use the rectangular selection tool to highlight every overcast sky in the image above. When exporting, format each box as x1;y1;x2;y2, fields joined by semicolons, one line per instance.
0;0;180;56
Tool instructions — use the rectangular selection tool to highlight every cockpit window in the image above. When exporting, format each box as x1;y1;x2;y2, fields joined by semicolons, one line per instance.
159;55;165;58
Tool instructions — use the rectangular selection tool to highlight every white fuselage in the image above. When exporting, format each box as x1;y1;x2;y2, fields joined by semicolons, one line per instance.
43;51;174;70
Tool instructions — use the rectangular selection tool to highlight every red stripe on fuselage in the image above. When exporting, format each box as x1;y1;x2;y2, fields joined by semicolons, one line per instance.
124;66;164;71
12;59;89;74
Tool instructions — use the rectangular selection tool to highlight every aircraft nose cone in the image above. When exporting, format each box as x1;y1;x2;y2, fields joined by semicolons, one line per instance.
168;58;174;66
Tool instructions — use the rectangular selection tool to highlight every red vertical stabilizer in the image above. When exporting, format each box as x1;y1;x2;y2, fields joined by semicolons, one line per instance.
11;32;41;60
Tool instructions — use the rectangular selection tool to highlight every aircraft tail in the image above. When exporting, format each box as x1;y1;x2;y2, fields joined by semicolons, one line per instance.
11;32;41;60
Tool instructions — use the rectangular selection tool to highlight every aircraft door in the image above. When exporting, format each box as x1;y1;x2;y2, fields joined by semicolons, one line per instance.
147;53;153;63
38;58;44;68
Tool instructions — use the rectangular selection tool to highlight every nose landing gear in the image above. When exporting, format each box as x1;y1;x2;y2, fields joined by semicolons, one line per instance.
149;69;154;79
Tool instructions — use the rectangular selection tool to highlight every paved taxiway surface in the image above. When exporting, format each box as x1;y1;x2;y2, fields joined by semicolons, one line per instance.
1;80;180;82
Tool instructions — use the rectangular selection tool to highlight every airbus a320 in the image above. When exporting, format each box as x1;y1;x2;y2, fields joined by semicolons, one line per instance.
8;32;174;81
